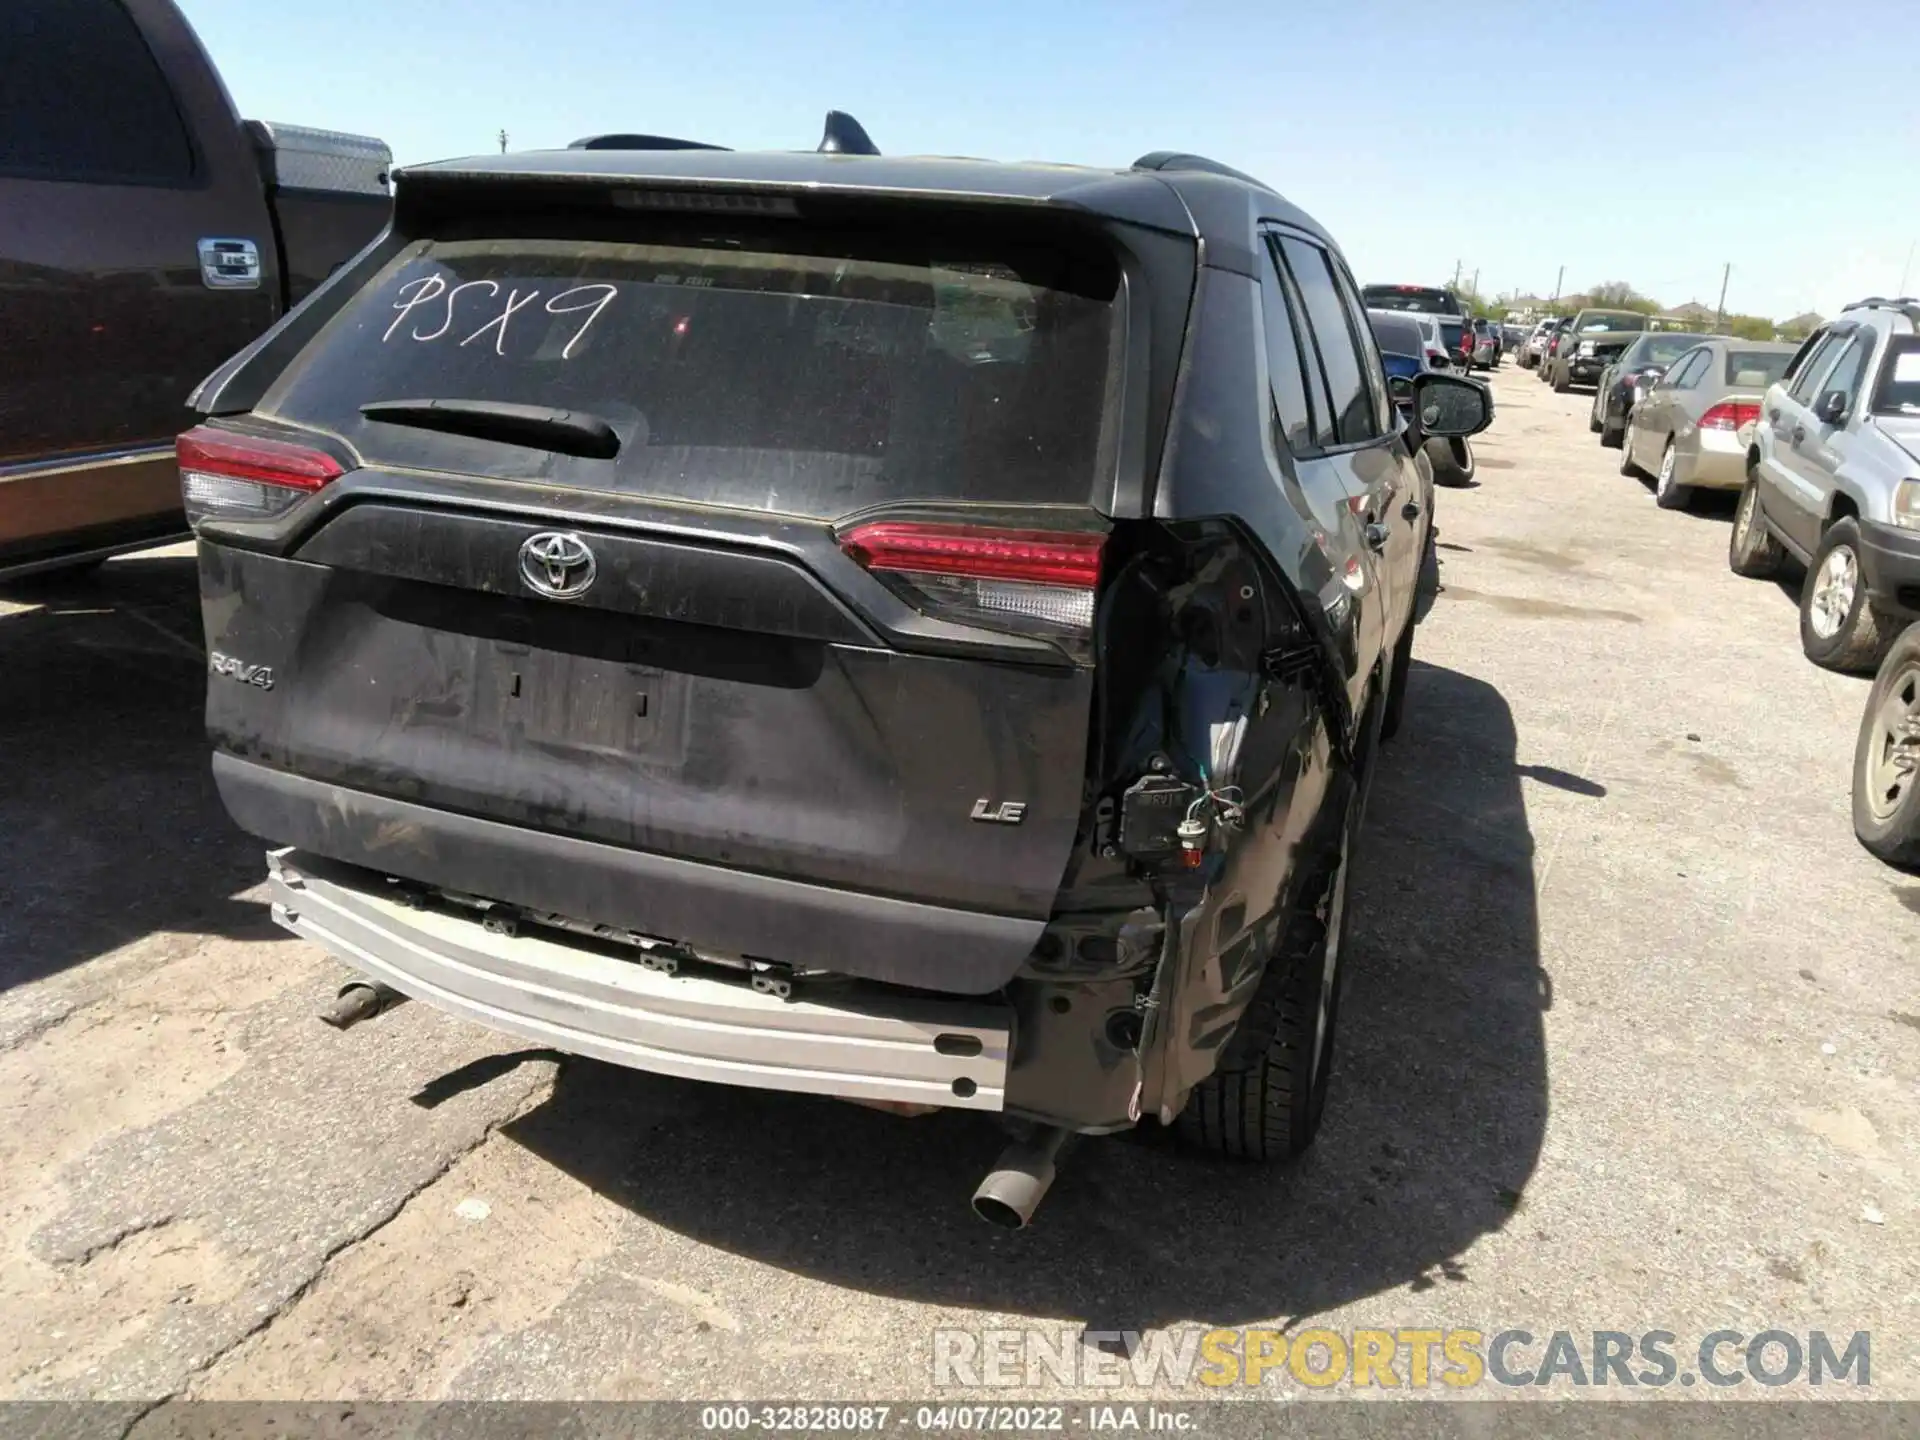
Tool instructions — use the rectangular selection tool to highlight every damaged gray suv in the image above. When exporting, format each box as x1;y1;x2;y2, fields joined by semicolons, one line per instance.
180;116;1489;1226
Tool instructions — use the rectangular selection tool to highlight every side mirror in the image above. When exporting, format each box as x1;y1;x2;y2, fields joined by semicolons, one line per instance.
1387;374;1415;407
1815;389;1849;426
1411;372;1493;438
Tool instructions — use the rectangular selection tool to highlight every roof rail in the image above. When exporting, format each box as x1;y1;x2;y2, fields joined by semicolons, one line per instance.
568;133;729;152
1841;295;1920;327
1131;151;1270;190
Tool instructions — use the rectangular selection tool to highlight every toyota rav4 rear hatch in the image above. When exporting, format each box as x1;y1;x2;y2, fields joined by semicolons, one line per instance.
193;192;1133;993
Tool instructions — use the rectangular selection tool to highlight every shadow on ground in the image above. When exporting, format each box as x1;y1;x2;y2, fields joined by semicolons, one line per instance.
0;552;282;992
494;660;1555;1331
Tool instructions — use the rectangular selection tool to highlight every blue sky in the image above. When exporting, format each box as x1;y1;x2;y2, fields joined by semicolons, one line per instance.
180;0;1917;322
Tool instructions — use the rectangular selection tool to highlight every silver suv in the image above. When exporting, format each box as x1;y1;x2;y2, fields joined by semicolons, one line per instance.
1728;297;1920;671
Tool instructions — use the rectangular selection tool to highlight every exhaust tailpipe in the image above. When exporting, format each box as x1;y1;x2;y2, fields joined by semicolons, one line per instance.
320;981;404;1030
971;1127;1070;1229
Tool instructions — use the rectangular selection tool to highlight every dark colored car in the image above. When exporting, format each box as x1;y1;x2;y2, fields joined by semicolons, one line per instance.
183;125;1489;1225
1544;308;1650;392
0;0;391;581
1589;331;1711;446
1365;310;1427;385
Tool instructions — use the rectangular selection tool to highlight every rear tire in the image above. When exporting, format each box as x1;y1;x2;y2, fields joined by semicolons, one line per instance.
1552;366;1571;393
1800;517;1893;672
1177;826;1353;1162
1852;625;1920;867
1728;474;1784;578
1654;441;1693;510
1424;435;1474;487
1618;424;1645;477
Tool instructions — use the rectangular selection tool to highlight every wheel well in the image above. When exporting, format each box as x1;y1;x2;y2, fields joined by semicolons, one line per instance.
1828;493;1860;527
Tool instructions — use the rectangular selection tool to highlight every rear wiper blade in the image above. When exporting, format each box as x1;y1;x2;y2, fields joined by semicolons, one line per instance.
360;399;620;460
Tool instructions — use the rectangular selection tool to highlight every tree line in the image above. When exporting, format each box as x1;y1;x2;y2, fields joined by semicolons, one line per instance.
1451;279;1813;341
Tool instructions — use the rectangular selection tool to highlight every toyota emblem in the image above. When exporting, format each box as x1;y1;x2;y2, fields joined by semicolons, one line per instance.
518;531;597;599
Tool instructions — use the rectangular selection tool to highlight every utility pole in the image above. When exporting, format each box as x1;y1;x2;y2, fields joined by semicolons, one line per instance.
1551;265;1564;306
1452;259;1463;290
1471;268;1480;302
1714;262;1730;332
498;129;509;154
1900;239;1916;297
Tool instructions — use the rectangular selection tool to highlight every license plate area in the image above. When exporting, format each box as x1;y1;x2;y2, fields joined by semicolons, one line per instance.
474;643;689;762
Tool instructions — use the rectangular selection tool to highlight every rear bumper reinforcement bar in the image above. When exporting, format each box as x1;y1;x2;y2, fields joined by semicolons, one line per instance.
268;850;1012;1112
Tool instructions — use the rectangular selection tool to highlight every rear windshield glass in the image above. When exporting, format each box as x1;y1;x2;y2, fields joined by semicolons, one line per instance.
262;230;1120;518
1724;350;1792;388
1576;312;1646;332
1366;312;1423;357
1628;334;1706;366
1874;337;1920;415
1362;286;1461;316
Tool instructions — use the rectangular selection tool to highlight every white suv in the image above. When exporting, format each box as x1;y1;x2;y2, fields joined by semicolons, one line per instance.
1728;298;1920;671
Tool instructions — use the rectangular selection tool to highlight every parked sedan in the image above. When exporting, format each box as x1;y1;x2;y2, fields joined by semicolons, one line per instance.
1589;331;1711;447
1470;318;1501;370
1411;315;1458;371
1620;338;1797;509
1366;310;1429;385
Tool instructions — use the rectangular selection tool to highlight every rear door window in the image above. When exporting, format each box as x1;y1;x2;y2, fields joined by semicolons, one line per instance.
1276;236;1379;446
1813;332;1873;409
1257;256;1318;456
1788;331;1844;404
263;227;1121;519
1326;257;1395;435
0;0;195;184
1666;350;1708;388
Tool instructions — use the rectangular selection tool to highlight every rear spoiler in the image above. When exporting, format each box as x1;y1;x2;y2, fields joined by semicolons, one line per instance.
567;110;880;157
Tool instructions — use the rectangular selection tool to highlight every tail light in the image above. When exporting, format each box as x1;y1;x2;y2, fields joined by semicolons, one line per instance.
838;521;1105;644
1699;402;1762;432
177;426;343;527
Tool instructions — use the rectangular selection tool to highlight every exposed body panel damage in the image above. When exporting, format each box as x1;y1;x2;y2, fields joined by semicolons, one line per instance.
1005;518;1355;1131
